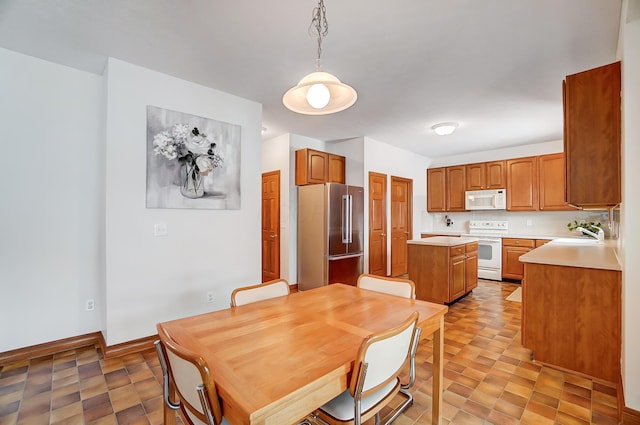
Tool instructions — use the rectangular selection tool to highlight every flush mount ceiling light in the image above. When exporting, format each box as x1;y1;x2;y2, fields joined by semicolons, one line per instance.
431;122;459;136
282;0;357;115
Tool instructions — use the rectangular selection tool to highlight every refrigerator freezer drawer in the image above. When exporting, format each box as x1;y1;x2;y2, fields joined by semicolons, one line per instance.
328;253;363;286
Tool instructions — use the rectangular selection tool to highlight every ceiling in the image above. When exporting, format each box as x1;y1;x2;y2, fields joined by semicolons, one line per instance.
0;0;622;158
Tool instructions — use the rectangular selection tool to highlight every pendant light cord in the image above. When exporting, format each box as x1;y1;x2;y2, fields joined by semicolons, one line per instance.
308;0;328;70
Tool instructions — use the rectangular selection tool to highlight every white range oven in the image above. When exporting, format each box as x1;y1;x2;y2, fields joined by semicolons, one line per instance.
467;220;509;281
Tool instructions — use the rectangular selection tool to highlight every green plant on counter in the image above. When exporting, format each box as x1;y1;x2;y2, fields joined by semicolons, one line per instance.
567;220;602;235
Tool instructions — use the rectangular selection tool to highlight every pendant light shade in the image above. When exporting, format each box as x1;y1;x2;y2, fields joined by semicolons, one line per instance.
283;71;358;115
282;0;357;115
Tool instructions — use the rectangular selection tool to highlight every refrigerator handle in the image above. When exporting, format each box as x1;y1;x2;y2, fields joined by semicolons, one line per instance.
342;195;349;243
348;194;353;243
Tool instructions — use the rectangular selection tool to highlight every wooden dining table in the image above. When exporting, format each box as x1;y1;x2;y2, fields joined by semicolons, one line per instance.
157;283;448;425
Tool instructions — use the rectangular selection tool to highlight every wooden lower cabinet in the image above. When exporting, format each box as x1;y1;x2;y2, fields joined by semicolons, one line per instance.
465;243;478;292
408;242;478;304
502;238;535;280
522;263;621;382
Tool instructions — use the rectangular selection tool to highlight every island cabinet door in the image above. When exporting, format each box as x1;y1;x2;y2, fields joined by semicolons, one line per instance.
450;254;466;301
465;249;478;292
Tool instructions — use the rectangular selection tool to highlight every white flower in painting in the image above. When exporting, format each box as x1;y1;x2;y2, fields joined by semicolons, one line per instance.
153;131;179;160
195;156;214;176
153;123;224;196
171;123;190;142
186;133;213;155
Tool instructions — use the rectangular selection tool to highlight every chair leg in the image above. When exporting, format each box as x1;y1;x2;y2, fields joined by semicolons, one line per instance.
381;388;413;425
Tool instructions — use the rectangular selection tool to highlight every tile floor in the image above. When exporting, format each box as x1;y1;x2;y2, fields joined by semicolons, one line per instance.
0;280;620;425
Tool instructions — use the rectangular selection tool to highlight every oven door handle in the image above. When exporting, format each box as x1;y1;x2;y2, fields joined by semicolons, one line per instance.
476;238;502;244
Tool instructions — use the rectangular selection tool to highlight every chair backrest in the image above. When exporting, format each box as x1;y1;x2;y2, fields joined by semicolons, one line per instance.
230;279;290;307
156;326;224;425
356;274;416;299
350;311;419;398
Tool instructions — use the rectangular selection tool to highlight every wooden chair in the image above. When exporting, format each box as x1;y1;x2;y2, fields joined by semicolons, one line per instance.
230;278;290;307
155;327;230;425
356;274;416;299
313;312;419;425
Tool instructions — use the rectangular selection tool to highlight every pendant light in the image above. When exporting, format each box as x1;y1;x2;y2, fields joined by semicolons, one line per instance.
282;0;357;115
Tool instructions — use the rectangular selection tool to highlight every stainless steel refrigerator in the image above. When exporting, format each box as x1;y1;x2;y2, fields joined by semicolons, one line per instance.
297;183;364;290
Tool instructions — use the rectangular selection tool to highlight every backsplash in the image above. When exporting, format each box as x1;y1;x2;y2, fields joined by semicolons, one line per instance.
421;209;612;238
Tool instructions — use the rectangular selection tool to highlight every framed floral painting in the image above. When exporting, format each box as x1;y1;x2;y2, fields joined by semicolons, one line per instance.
146;106;241;209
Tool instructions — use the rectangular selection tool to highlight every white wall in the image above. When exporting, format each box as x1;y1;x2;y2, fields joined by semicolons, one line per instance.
429;139;563;167
421;139;609;238
363;137;431;275
620;0;640;411
0;48;104;352
262;134;292;282
104;58;262;345
329;138;365;187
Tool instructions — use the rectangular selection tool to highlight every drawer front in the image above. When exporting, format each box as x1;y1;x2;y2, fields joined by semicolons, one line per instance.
465;242;478;252
502;238;535;248
450;246;465;257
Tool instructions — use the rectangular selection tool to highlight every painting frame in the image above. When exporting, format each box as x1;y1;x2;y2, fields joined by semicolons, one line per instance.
145;105;241;210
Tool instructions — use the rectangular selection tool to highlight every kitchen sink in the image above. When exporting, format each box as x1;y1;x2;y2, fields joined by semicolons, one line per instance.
550;237;604;245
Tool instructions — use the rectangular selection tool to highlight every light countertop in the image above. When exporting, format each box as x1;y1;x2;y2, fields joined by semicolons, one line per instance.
519;240;621;271
408;236;479;247
420;231;557;240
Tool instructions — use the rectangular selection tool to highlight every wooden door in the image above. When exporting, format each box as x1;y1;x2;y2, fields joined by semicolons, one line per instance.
465;163;485;190
564;61;621;206
368;172;388;276
446;166;466;211
506;156;538;211
465;245;478;292
390;176;412;277
538;153;574;211
426;168;446;212
486;160;506;189
450;254;466;300
502;246;530;280
327;154;346;184
261;171;280;282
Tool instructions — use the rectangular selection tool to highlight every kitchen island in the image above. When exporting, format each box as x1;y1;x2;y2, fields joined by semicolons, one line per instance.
408;236;479;304
519;240;621;383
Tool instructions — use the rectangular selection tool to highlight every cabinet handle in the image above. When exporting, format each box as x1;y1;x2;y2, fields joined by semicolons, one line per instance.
381;233;386;237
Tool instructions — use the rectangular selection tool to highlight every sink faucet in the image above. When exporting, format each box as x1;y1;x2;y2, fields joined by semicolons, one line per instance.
576;226;605;241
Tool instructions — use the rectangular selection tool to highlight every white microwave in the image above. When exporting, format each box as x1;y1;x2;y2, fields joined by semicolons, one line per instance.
465;189;507;210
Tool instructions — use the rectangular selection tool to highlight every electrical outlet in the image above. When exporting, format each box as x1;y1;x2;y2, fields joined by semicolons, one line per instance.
86;299;95;311
526;219;533;226
207;292;214;303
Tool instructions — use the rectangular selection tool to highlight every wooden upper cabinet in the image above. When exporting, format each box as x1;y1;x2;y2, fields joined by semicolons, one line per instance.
538;153;575;211
465;161;506;190
295;149;345;185
327;154;345;184
446;166;466;212
506;157;538;211
427;168;446;212
564;61;621;207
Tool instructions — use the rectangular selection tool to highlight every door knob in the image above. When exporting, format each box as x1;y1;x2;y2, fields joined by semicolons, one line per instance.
380;233;386;237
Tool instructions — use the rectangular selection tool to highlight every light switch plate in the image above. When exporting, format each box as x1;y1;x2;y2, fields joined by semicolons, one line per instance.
154;223;168;236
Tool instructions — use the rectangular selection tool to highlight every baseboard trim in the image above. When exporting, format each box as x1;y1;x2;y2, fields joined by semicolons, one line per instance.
0;332;105;366
102;335;157;359
624;407;640;425
0;332;160;365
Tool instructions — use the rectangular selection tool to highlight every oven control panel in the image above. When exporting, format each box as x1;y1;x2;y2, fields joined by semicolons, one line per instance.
468;220;509;233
